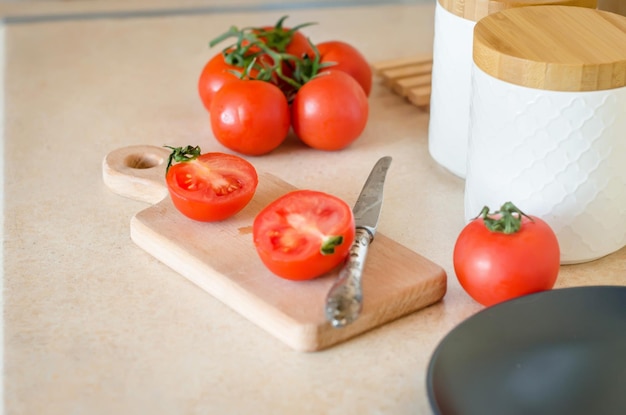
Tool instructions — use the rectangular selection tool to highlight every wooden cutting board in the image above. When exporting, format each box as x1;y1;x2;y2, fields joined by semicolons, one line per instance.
102;145;447;352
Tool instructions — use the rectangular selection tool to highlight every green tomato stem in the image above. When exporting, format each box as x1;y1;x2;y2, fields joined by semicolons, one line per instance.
251;15;317;53
321;235;344;255
476;201;534;234
205;14;331;100
164;145;201;174
209;26;241;48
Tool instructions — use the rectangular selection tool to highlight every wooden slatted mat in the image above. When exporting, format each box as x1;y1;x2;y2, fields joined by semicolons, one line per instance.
372;53;433;109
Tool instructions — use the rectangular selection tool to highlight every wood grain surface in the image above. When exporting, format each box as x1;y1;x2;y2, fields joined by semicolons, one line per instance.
473;5;626;91
598;0;626;15
437;0;597;21
372;54;433;108
102;145;447;352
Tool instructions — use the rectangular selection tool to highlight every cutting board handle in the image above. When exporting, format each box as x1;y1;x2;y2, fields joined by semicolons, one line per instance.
102;145;170;204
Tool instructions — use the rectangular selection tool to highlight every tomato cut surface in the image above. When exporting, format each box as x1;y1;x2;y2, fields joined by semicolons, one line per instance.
253;190;355;281
166;152;258;222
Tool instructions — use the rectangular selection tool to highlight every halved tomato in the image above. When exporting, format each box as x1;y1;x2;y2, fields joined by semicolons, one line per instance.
253;190;355;281
165;146;258;222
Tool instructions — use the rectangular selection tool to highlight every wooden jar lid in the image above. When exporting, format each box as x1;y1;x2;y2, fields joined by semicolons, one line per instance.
473;6;626;91
438;0;597;22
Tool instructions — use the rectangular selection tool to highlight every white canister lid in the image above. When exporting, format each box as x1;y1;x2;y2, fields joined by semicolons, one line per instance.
438;0;596;22
473;6;626;91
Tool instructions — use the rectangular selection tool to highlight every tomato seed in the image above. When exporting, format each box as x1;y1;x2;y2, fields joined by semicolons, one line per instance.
214;178;242;196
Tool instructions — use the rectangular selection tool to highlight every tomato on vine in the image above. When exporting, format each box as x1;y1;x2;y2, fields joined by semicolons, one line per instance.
453;202;560;307
198;52;251;111
251;15;315;58
200;16;372;153
291;70;369;151
204;16;314;100
317;40;373;96
209;79;291;156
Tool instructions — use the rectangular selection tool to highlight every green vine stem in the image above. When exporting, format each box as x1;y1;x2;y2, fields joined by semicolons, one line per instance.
476;201;534;234
207;15;332;100
164;145;201;174
250;15;316;53
321;235;344;255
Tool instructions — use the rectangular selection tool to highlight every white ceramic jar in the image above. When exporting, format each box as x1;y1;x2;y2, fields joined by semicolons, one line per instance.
465;6;626;264
428;0;597;179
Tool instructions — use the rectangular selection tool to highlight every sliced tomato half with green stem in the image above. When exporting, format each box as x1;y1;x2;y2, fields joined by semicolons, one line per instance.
165;145;258;222
253;190;355;281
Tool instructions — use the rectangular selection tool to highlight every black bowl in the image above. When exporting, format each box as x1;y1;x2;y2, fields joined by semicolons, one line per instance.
427;286;626;415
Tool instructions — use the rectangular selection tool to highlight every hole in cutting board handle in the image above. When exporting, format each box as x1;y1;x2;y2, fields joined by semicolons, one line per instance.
124;152;164;170
103;145;171;205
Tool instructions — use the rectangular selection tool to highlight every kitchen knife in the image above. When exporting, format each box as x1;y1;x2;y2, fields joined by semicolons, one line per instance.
325;156;392;328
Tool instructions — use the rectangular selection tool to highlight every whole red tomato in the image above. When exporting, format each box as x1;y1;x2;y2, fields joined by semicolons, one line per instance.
165;146;258;222
317;40;373;96
453;202;560;307
291;70;369;151
253;190;356;281
209;79;291;156
198;52;255;111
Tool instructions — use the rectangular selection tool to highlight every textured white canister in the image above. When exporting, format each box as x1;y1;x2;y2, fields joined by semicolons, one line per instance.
428;0;597;179
466;6;626;264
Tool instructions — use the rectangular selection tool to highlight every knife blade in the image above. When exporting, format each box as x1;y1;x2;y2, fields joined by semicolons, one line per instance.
324;156;392;328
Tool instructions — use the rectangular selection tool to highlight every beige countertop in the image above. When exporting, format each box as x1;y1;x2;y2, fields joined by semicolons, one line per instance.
2;1;625;414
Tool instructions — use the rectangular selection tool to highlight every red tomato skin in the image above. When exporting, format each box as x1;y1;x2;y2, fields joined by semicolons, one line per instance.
198;53;244;111
253;190;356;281
317;40;373;96
291;71;369;151
255;26;314;57
209;80;291;156
284;30;315;58
166;153;258;222
453;216;560;307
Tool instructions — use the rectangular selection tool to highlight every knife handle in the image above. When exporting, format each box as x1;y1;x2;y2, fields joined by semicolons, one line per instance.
324;228;373;328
